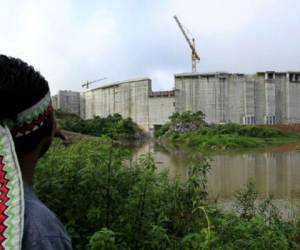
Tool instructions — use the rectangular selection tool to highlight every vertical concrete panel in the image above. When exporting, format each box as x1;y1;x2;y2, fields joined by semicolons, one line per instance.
80;93;85;118
228;80;243;123
288;82;300;123
56;90;80;115
265;81;276;118
185;78;193;111
254;76;266;124
275;75;287;123
83;91;94;119
137;81;150;130
244;80;255;117
202;77;217;123
51;95;58;110
149;97;175;130
174;78;185;113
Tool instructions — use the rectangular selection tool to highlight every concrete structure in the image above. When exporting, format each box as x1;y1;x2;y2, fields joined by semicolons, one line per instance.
175;71;300;125
51;95;58;110
80;78;175;132
63;71;300;132
52;90;81;116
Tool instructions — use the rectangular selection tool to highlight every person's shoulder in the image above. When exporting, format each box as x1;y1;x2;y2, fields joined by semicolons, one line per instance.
24;196;67;236
22;187;72;250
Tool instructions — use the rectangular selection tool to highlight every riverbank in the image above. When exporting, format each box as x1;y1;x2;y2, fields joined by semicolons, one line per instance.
158;128;300;153
56;111;147;143
35;138;300;249
46;112;300;248
156;112;300;152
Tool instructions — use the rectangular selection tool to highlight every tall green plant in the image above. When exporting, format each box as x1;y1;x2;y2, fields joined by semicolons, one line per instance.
234;179;258;219
58;113;143;141
34;139;300;249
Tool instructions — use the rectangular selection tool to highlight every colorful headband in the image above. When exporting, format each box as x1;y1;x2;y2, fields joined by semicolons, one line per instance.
0;91;52;250
4;92;53;138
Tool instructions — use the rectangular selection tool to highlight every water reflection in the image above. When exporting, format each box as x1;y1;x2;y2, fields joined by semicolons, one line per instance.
208;152;300;200
134;142;300;201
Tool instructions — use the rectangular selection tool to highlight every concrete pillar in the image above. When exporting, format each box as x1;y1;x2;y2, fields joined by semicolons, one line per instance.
286;79;290;124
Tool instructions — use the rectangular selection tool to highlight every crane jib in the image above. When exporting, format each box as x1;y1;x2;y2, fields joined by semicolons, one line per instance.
173;15;200;72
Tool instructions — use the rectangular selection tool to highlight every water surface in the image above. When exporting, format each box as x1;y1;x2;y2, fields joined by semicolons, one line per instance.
134;142;300;219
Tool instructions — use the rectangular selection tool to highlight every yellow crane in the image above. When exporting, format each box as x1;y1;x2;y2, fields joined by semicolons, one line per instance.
174;15;200;73
82;77;107;89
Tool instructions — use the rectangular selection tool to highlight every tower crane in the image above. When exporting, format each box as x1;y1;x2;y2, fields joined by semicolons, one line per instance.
174;15;200;73
82;77;107;89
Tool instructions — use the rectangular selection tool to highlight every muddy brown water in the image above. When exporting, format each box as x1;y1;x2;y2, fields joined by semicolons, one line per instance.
133;142;300;219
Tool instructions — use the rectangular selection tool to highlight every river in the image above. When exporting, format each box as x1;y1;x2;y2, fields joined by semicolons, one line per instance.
134;142;300;219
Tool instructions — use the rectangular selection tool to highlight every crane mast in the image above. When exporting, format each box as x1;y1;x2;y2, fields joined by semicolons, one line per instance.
174;15;200;73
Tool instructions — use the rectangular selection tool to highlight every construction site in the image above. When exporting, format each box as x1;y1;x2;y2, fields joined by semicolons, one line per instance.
52;70;300;133
52;16;300;133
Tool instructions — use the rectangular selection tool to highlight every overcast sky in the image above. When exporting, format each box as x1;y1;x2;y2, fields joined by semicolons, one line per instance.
1;0;299;94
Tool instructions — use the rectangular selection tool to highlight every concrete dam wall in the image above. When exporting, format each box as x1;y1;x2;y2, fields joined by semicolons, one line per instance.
80;78;175;132
174;71;300;125
56;71;300;132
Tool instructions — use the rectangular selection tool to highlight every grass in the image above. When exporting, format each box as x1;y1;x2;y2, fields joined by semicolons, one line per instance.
160;123;300;152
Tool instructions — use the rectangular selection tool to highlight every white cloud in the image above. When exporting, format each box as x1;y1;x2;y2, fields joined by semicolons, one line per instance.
157;0;272;34
0;0;120;93
0;0;299;93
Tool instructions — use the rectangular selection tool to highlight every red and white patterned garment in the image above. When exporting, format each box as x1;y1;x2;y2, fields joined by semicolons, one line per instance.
0;92;53;250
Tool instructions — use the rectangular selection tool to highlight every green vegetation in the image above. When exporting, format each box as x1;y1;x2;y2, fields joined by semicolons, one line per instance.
155;111;206;137
34;138;300;249
156;111;300;151
56;111;144;141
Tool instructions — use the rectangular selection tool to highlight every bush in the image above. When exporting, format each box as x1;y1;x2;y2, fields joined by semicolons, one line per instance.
34;139;212;249
33;139;300;249
234;180;258;219
210;123;283;138
58;113;143;141
159;113;287;150
154;123;170;138
167;111;206;134
89;228;118;250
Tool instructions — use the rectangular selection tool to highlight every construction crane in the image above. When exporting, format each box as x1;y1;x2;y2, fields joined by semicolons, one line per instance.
174;15;200;73
82;77;107;89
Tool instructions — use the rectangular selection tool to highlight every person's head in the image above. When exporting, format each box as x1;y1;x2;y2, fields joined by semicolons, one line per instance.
0;55;56;158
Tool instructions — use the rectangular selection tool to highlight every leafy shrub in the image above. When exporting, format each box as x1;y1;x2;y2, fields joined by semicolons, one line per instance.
210;123;283;138
154;123;170;138
34;139;300;249
167;111;206;134
234;180;258;219
89;228;118;250
159;112;289;150
34;139;212;249
57;112;144;141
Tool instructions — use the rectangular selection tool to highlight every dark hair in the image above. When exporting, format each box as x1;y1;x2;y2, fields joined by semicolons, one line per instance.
0;55;54;154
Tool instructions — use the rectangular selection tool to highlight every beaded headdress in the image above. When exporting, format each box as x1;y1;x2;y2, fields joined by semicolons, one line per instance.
0;91;53;249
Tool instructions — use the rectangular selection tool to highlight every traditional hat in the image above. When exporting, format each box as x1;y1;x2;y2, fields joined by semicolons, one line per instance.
0;91;53;249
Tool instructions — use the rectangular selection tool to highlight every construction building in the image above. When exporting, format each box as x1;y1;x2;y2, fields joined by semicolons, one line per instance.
78;71;300;133
52;16;300;132
175;71;300;125
52;90;81;116
80;78;175;132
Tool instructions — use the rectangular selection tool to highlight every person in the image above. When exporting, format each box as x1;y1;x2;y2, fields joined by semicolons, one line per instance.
0;55;72;249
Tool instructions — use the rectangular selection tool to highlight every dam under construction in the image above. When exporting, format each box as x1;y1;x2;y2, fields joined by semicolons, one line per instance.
53;71;300;133
52;17;300;133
